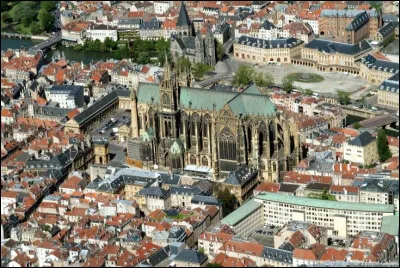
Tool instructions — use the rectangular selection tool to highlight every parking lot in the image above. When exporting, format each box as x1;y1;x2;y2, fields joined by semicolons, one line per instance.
231;58;369;96
90;110;131;141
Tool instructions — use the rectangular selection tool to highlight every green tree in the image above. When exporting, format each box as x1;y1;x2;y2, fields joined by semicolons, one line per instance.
253;72;274;88
233;65;254;87
217;188;238;217
73;44;84;51
192;63;214;80
138;51;150;64
281;75;294;93
30;21;43;35
174;56;191;74
216;39;224;61
1;11;11;23
353;122;362;129
337;90;351;105
377;129;392;162
198;247;205;254
37;9;54;32
43;224;51;233
304;88;314;96
40;1;57;12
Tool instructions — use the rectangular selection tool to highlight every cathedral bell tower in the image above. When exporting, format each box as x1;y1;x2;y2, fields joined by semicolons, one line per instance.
159;56;180;140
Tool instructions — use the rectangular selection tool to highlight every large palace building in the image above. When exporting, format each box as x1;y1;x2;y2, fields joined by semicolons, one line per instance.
127;59;301;182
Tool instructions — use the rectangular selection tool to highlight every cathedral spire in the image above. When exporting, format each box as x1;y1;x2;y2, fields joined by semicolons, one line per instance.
163;53;171;81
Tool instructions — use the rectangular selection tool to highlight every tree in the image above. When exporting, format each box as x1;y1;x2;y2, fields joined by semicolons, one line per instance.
40;1;57;12
233;65;253;87
1;11;11;23
304;88;314;96
353;122;362;129
30;21;43;35
377;129;392;162
217;188;238;217
198;248;205;254
37;9;54;32
43;224;51;233
192;63;214;80
216;39;224;61
337;90;351;105
281;76;294;93
174;56;191;74
253;72;274;88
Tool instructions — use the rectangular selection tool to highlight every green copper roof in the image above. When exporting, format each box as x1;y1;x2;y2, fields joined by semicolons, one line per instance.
228;93;276;117
169;138;184;155
221;200;262;226
255;192;395;213
381;211;399;236
180;87;236;111
142;127;155;142
137;82;159;104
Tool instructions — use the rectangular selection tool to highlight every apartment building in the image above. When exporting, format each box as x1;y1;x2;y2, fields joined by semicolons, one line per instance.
220;200;263;238
377;73;399;109
343;132;378;165
253;192;395;237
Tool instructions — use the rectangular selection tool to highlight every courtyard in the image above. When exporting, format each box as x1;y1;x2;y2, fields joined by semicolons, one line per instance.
231;58;370;97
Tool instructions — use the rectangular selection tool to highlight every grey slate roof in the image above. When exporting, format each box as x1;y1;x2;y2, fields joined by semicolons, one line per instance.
140;19;161;30
361;54;399;73
261;20;277;30
379;79;399;94
177;2;192;27
305;182;331;191
191;195;221;206
348;131;375;147
159;173;181;186
224;165;258;186
304;39;372;55
346;11;369;31
141;248;169;267
262;246;293;264
174;249;207;264
73;88;129;125
237;36;303;49
358;179;399;197
278;183;300;193
170;185;203;196
320;9;378;18
138;186;169;198
378;22;397;37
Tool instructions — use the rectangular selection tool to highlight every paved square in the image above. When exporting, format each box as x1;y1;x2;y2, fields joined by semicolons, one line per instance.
231;58;369;97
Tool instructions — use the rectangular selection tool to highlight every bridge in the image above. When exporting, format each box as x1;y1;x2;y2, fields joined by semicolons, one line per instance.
340;106;383;119
1;32;32;39
351;112;399;129
31;34;63;51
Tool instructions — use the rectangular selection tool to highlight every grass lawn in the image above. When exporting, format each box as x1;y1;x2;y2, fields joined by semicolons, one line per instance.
169;213;190;220
287;72;325;83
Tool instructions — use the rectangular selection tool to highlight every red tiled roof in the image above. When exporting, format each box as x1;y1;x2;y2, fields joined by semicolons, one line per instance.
254;182;279;193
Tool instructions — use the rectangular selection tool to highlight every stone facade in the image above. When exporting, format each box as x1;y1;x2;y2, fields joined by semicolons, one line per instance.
128;59;301;181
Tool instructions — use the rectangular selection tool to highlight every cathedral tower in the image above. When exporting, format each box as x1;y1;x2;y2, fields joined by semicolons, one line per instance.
176;2;193;36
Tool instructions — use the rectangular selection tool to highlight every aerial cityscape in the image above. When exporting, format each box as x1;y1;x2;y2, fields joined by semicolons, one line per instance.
0;1;399;267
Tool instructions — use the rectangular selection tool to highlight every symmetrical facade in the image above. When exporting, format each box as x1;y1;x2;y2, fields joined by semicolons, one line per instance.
128;58;301;181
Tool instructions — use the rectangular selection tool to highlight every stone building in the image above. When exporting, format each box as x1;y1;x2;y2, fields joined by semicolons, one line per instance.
127;57;301;182
318;9;381;44
170;2;216;65
377;73;399;110
359;54;399;85
234;36;303;65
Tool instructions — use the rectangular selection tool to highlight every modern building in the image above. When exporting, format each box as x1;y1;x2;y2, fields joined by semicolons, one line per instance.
234;36;303;64
128;59;301;181
253;192;395;237
220;200;263;238
343;131;378;165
